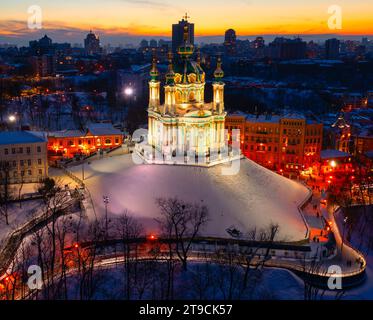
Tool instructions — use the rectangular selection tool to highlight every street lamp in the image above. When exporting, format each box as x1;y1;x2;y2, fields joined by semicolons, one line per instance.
8;115;16;122
341;216;348;257
124;87;134;96
103;195;110;237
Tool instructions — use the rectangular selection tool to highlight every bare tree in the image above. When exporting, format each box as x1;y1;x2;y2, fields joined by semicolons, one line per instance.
0;161;13;225
115;211;143;300
156;197;208;271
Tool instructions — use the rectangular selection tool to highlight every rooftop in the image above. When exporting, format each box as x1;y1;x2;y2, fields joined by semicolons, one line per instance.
0;131;47;145
87;123;122;136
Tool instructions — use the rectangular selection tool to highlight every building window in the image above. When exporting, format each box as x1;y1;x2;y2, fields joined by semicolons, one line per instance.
19;147;23;153
27;159;31;166
12;148;16;154
28;170;32;176
105;139;112;144
4;148;8;155
20;160;24;166
115;138;119;144
38;169;43;175
37;146;41;152
38;159;42;165
27;147;31;154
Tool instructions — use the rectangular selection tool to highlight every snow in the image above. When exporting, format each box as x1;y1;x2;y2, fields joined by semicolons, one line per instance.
0;131;47;145
0;199;43;247
67;154;310;241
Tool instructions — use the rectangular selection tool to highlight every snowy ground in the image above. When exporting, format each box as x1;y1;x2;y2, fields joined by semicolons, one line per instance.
65;153;310;241
0;199;43;248
333;206;373;300
62;262;305;300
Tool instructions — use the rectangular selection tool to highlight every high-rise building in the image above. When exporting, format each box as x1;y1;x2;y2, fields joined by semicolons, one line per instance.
224;29;236;55
269;37;307;60
325;38;340;59
140;39;149;48
29;35;54;55
172;14;194;53
253;36;265;49
149;39;158;48
30;54;56;77
84;30;101;55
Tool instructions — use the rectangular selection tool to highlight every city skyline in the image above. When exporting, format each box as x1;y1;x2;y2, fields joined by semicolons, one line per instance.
0;0;372;46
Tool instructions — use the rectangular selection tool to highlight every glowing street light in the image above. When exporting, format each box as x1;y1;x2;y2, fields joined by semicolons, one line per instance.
330;160;337;168
124;87;134;96
103;195;110;237
8;115;16;122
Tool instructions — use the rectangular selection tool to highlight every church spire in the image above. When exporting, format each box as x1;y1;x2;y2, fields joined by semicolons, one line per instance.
213;55;224;82
165;50;175;85
177;17;194;57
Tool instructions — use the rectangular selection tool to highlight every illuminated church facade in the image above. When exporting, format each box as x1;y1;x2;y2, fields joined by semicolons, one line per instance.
146;19;227;160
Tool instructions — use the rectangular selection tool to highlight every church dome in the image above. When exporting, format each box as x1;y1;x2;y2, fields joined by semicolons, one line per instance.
173;58;205;84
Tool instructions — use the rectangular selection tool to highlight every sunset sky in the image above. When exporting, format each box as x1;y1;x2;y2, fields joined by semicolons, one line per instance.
0;0;372;45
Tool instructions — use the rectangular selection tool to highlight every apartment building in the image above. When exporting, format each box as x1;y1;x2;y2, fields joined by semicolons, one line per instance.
0;131;48;184
226;112;323;172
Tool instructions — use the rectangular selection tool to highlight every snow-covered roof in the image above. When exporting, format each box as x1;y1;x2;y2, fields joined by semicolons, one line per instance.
87;123;122;136
320;149;350;159
48;130;85;138
0;131;47;145
245;114;282;123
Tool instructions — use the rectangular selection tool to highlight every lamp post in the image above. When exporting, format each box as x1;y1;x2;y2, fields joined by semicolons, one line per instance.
8;114;17;129
103;195;109;237
81;162;85;181
341;216;348;258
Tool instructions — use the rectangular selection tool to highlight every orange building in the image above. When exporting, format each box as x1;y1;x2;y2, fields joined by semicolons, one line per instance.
48;123;123;158
226;112;323;172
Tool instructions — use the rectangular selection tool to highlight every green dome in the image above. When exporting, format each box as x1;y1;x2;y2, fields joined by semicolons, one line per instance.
173;59;205;84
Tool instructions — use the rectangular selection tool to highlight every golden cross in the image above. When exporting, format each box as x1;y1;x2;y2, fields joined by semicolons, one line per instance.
183;12;190;21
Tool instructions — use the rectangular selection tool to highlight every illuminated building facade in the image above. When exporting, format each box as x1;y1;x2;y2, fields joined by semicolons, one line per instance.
226;112;323;171
147;17;227;159
319;149;353;178
330;113;352;153
48;123;123;158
